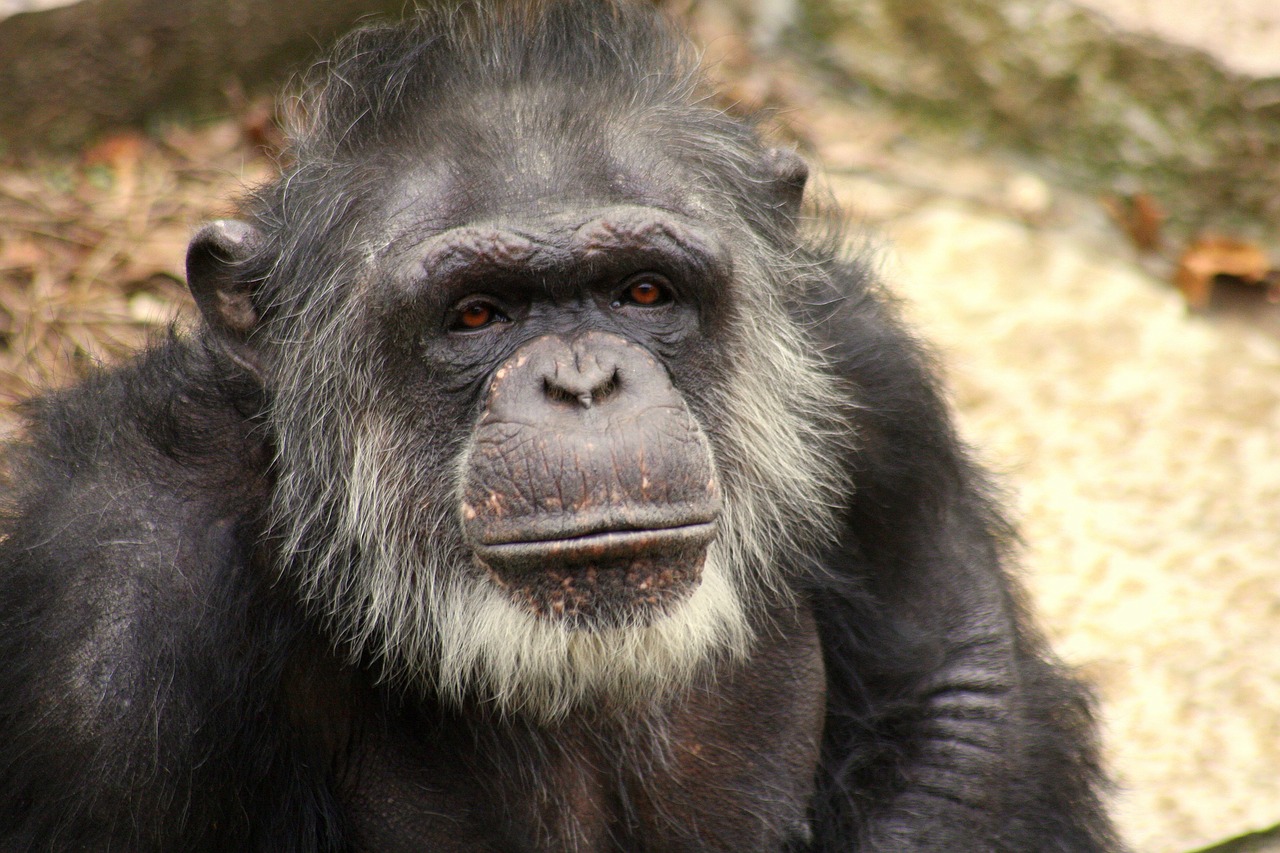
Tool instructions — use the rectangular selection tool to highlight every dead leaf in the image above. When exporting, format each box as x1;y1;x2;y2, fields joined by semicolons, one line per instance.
0;239;44;270
240;99;285;154
1102;192;1165;253
1174;235;1276;311
83;131;147;172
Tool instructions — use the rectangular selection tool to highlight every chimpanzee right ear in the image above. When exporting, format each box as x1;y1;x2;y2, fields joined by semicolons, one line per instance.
187;220;267;377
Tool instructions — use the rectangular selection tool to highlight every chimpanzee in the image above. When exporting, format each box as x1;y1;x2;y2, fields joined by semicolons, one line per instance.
0;2;1122;850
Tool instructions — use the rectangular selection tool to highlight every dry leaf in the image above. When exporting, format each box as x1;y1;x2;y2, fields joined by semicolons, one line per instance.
1102;192;1165;253
82;131;147;172
1174;235;1276;311
0;239;44;271
239;99;285;154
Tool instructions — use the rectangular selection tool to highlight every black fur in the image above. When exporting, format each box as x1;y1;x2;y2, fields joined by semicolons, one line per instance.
0;2;1121;850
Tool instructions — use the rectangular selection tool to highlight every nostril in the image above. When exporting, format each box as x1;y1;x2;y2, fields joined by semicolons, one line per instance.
542;377;581;407
542;368;621;409
591;370;619;405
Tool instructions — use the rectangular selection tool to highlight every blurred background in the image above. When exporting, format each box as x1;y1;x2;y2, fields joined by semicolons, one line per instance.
0;1;1277;850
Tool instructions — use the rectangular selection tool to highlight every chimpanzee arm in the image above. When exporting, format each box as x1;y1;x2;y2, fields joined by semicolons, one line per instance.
803;269;1120;852
811;506;1114;852
0;342;339;850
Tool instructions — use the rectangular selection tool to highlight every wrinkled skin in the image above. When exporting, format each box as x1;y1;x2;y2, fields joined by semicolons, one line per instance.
463;332;721;624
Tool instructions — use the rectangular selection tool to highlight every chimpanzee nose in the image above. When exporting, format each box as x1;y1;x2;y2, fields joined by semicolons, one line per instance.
483;332;673;424
542;346;620;409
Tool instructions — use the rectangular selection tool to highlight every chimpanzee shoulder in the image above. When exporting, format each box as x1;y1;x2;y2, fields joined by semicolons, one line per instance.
0;338;348;848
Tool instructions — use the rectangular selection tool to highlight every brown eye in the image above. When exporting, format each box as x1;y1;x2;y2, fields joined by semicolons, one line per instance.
453;300;505;331
618;276;671;307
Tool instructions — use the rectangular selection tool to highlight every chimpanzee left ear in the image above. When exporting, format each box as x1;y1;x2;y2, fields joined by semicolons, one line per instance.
760;147;809;219
187;220;266;376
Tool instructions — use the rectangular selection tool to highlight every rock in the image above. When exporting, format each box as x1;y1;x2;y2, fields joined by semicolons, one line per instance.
0;0;410;151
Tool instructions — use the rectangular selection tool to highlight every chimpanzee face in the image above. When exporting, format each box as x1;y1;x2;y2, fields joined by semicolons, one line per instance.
187;85;843;719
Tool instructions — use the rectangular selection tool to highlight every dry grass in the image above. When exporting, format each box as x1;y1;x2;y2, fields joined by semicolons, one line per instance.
0;116;277;411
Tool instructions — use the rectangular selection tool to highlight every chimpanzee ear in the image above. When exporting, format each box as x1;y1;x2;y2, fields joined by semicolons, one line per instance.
186;220;270;382
186;220;264;340
761;147;809;220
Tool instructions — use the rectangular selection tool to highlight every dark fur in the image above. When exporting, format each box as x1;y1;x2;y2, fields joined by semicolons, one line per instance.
0;2;1120;850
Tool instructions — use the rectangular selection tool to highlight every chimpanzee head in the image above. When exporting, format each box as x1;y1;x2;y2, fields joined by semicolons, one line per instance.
185;0;849;717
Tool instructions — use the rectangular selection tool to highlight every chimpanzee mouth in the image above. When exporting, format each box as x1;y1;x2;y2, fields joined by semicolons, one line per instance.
473;521;717;570
472;521;718;624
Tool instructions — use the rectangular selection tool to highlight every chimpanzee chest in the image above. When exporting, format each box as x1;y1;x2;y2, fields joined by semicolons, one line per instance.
336;607;826;852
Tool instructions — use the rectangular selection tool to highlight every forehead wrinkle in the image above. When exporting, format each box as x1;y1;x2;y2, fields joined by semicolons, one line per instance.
421;225;571;282
382;202;729;294
571;207;726;271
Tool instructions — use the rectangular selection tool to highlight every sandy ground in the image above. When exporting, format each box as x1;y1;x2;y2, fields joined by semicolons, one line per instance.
895;208;1280;852
806;100;1280;852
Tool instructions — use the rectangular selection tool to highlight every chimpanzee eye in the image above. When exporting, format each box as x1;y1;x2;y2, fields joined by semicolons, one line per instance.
451;299;508;331
614;274;672;308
